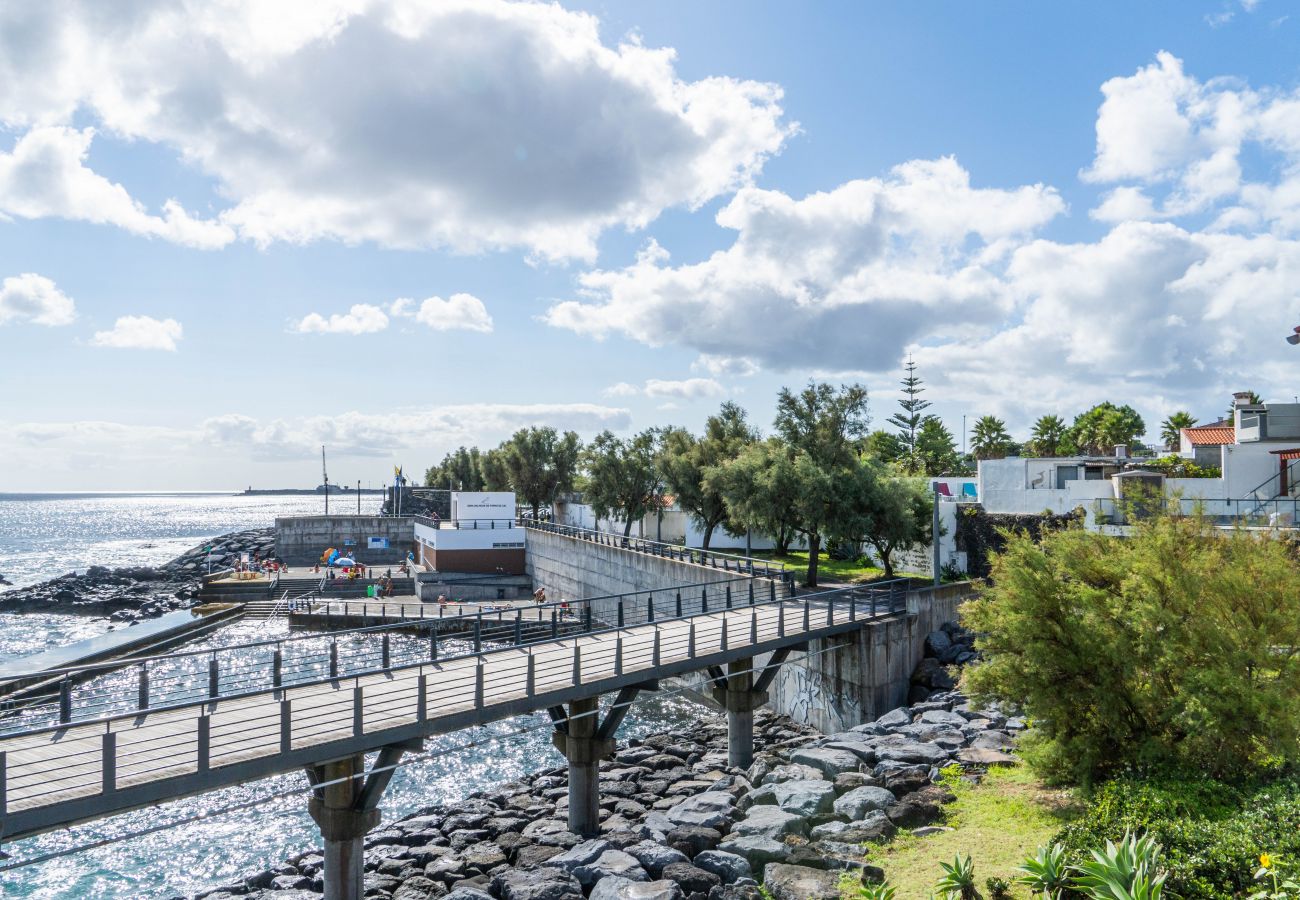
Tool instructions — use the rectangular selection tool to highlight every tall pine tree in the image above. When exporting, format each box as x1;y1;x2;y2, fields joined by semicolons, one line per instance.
886;355;931;472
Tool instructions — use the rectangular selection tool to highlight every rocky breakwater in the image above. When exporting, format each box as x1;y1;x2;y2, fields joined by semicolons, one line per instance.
0;527;274;619
203;625;1019;900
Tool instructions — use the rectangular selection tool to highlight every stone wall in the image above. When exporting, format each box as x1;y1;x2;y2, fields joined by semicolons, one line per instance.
275;516;414;566
523;526;786;622
765;582;975;733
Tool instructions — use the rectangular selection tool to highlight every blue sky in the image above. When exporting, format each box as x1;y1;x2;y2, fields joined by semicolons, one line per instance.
2;0;1299;490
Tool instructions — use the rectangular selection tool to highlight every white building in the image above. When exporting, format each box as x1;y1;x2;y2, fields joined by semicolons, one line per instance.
977;394;1300;528
412;491;526;573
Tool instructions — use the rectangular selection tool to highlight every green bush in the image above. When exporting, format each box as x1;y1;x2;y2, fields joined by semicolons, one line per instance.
961;513;1300;784
1055;774;1300;899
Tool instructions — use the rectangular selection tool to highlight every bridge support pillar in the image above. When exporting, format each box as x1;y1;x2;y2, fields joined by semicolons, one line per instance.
307;742;415;900
551;696;615;836
712;658;766;769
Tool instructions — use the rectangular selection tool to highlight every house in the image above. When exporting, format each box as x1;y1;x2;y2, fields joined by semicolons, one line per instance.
1179;420;1234;469
976;393;1300;528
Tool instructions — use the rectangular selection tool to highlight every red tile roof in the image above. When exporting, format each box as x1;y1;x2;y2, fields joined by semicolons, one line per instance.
1182;425;1235;446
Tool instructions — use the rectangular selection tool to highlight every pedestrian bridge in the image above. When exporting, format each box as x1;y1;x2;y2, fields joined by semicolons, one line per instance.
0;529;937;900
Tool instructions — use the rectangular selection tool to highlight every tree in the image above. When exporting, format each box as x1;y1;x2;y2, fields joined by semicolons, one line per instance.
479;448;512;492
886;355;931;473
501;428;581;522
582;429;662;538
962;514;1300;785
969;415;1013;460
1028;414;1067;457
915;417;960;475
659;402;758;549
1159;411;1197;450
423;446;485;490
774;381;871;586
863;429;905;465
710;438;800;555
855;473;932;578
1068;403;1146;456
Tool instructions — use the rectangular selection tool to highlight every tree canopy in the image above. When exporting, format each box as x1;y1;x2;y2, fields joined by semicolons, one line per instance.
582;428;663;537
963;514;1300;785
1069;402;1146;455
501;427;581;521
1028;414;1067;457
886;355;931;474
1159;411;1197;449
969;415;1012;460
658;401;757;549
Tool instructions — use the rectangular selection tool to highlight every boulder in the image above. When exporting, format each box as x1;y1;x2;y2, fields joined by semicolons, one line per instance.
918;709;969;729
956;748;1018;767
691;850;752;884
543;838;611;875
588;877;684;900
716;835;791;869
394;877;444;899
762;863;842;900
443;889;495;900
665;791;735;829
772;780;835;817
574;850;648;887
730;806;806;839
661;861;721;895
872;740;949;767
832;786;896;821
624;841;689;878
872;708;912;729
759;764;823;785
808;812;895;843
492;867;585;900
788;748;861;779
665;826;722;859
924;630;953;657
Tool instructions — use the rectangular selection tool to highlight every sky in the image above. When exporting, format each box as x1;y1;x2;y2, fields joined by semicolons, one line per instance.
3;0;1300;490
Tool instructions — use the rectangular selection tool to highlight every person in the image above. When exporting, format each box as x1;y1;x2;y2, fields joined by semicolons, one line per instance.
533;587;546;605
437;593;448;606
432;511;441;529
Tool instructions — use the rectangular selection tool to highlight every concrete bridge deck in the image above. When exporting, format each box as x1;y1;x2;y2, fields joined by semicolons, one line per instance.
0;584;903;845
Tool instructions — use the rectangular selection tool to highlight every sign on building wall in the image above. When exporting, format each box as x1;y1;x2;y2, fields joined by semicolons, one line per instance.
451;491;516;521
368;537;390;550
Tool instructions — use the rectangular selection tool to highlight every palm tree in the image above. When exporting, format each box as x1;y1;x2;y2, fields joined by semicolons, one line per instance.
1028;414;1066;457
1160;411;1197;450
970;415;1012;461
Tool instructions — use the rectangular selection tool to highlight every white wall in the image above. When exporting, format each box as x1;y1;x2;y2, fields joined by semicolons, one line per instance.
450;491;515;521
413;519;525;551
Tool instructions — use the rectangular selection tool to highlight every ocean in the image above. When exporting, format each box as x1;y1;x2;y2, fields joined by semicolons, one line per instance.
0;493;694;899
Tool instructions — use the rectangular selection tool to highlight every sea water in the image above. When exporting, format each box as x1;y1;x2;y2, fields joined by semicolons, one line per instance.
0;493;694;899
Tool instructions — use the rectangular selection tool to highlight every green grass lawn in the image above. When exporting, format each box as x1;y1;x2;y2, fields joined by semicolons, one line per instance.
844;766;1081;899
750;550;885;584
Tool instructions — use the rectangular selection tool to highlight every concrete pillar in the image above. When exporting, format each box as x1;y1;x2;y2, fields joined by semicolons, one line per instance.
713;658;766;769
308;755;379;900
551;696;614;836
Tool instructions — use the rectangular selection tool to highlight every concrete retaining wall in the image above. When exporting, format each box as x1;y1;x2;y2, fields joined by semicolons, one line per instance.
766;582;974;732
524;526;785;622
275;516;414;566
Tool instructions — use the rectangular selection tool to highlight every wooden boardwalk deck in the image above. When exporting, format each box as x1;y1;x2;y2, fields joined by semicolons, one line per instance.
0;590;901;842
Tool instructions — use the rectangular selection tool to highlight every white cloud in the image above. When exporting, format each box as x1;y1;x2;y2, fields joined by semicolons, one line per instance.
409;293;493;333
200;403;632;460
90;315;183;351
296;303;389;335
0;1;793;260
643;378;725;401
692;354;760;377
0;127;233;249
602;382;641;397
546;157;1064;371
0;272;76;326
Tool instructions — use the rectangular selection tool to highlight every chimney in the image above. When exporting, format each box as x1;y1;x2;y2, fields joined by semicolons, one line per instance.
1233;391;1255;408
1114;444;1129;459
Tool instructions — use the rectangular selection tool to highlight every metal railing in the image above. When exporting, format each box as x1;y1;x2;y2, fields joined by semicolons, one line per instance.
0;577;918;841
1095;495;1300;526
412;516;519;530
525;520;789;580
0;577;904;740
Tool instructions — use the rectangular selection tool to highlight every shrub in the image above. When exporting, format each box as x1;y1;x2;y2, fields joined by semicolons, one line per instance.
1055;774;1300;899
961;513;1300;784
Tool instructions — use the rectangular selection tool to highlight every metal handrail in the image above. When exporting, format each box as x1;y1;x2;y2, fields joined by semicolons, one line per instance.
0;575;762;686
0;578;911;741
524;520;789;579
412;516;519;530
